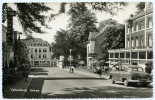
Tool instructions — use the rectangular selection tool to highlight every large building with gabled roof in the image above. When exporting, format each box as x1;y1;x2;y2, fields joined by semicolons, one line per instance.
21;38;58;67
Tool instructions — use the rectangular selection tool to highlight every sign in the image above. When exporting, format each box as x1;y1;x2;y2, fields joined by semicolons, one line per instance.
88;53;98;57
7;7;16;45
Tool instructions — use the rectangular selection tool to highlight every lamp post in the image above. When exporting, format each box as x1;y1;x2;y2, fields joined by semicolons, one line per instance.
127;19;133;65
69;49;72;68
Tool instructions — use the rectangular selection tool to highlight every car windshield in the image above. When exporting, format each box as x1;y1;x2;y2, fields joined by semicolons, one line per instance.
131;67;144;72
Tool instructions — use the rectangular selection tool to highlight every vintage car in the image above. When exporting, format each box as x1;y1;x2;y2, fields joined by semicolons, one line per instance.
109;65;152;86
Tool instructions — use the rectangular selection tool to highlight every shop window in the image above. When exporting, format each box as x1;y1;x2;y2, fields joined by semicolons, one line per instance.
132;52;137;59
34;61;39;65
115;53;119;58
139;52;146;59
110;53;113;58
54;62;56;66
120;53;124;58
126;52;130;58
147;52;153;59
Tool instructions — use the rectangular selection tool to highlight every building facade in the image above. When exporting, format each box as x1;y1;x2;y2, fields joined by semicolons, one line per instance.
86;31;106;68
108;2;153;69
21;38;57;67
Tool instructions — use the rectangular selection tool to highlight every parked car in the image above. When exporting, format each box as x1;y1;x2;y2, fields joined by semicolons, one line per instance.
109;65;152;86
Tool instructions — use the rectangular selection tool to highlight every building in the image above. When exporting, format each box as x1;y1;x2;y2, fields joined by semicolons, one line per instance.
86;30;106;68
21;38;57;67
108;2;153;69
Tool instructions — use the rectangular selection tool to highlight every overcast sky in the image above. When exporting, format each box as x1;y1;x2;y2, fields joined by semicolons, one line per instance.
5;2;138;44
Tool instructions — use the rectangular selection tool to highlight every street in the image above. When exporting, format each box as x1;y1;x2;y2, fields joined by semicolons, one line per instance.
22;67;153;98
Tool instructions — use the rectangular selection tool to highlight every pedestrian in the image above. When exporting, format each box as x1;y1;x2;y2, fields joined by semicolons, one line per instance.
71;66;74;73
97;66;102;78
145;63;151;74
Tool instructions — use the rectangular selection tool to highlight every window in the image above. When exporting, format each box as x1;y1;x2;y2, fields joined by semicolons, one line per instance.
110;53;114;58
135;22;138;31
127;38;130;48
126;52;130;58
54;62;56;66
140;20;144;29
131;37;134;47
115;53;119;58
140;35;144;47
135;37;138;47
147;52;153;59
132;52;137;59
39;48;41;52
35;48;37;52
139;52;146;59
148;34;152;46
39;55;41;58
148;17;153;28
43;54;46;58
45;48;47;52
120;53;124;58
31;55;33;58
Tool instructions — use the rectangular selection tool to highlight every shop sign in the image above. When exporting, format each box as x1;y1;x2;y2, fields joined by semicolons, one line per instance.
88;53;98;57
7;8;16;45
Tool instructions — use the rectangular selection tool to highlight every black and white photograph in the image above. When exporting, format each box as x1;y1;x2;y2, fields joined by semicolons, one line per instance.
2;1;153;99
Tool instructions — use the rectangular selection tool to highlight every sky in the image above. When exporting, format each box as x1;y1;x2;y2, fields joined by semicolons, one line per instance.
4;2;138;44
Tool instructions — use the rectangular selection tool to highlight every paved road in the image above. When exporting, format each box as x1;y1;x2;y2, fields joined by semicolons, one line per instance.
23;67;153;98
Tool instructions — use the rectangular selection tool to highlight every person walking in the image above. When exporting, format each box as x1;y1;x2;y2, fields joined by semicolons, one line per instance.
71;66;74;73
97;66;102;78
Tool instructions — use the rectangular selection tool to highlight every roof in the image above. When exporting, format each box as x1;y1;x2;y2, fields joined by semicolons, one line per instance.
21;38;50;46
89;32;100;39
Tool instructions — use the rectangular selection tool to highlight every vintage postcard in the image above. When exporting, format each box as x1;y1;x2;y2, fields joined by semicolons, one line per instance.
2;1;153;99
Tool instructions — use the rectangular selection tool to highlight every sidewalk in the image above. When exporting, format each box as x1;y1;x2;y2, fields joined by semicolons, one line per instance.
3;74;34;98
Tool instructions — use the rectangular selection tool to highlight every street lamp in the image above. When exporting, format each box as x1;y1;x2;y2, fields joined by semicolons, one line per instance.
69;49;72;68
127;18;133;65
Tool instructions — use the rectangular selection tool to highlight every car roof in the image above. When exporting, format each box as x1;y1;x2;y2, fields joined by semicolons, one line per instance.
120;65;142;68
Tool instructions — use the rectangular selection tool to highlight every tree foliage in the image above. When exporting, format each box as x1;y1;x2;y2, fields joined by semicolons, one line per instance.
136;2;145;12
2;3;53;34
67;3;98;44
59;2;128;16
101;23;125;50
98;18;117;31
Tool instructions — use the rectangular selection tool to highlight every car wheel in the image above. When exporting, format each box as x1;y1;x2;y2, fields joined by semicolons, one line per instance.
111;77;115;84
124;79;129;86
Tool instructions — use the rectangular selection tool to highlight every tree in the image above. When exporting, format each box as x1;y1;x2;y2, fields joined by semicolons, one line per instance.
136;2;145;12
2;3;53;35
98;18;117;31
67;3;98;44
101;24;125;50
59;2;128;16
